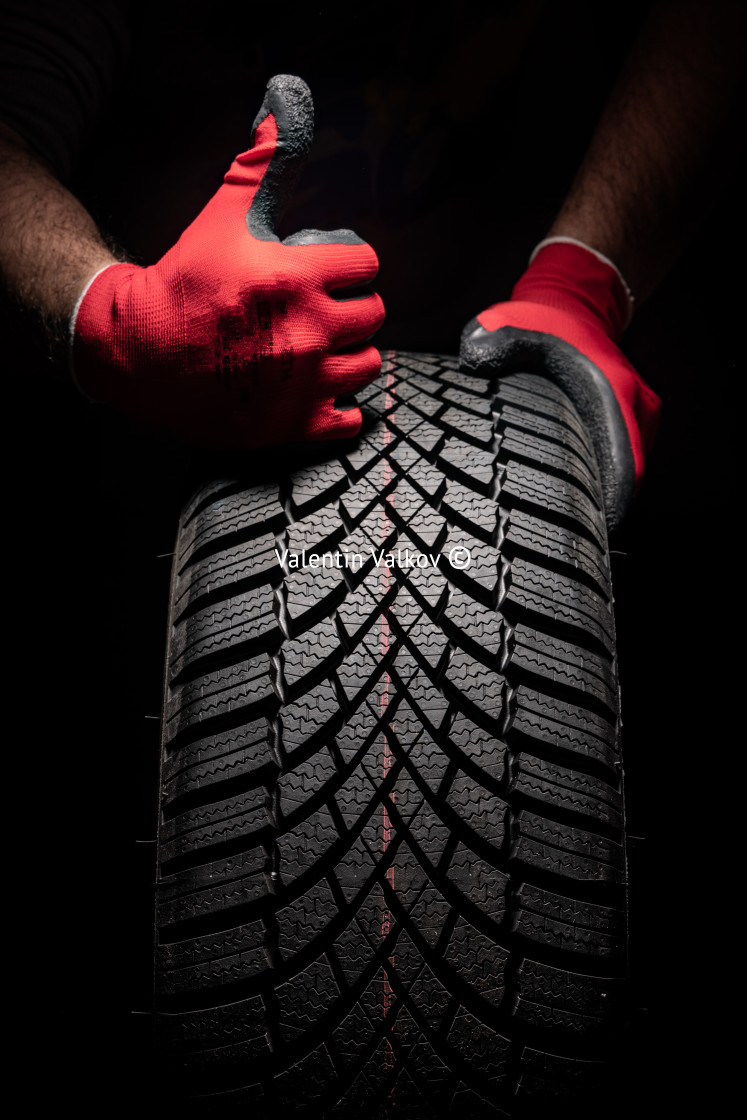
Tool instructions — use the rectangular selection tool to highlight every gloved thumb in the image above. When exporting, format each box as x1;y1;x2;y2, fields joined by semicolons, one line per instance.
237;74;314;242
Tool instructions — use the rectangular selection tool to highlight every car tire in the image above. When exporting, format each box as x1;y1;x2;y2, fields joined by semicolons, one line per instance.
155;351;628;1118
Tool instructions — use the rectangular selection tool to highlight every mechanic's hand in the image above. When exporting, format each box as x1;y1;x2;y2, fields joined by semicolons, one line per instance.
460;239;661;528
71;75;384;447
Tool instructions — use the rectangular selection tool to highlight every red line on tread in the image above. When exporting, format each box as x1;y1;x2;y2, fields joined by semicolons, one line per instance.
380;360;396;1092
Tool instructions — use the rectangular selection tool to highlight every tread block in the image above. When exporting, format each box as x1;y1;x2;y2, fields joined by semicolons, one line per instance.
511;624;616;712
277;879;339;959
157;846;268;929
290;459;349;514
331;999;378;1069
284;564;346;628
515;753;622;830
447;713;507;783
444;917;509;1008
441;476;498;538
169;586;278;676
159;936;267;998
164;656;274;744
500;424;599;497
278;804;339;886
391;440;444;498
442;385;493;416
282;678;341;756
442;529;503;595
514;810;625;885
513;686;619;769
446;843;509;925
178;482;283;567
505;505;609;592
502;461;602;546
278;749;338;822
517;1047;608;1102
447;772;507;852
438;437;495;490
343;431;384;477
445;648;507;723
515;958;623;1035
496;397;595;462
160;784;268;865
443;589;507;661
272;1041;337;1105
514;884;624;959
447;1008;511;1084
162;719;270;800
157;919;265;974
440;406;494;447
282;615;342;693
507;557;614;653
173;530;279;619
155;994;266;1054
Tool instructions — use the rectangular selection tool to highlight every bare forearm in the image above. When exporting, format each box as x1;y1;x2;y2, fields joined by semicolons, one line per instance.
549;0;746;301
0;122;118;341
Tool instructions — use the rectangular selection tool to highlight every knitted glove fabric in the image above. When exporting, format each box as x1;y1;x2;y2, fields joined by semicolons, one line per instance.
71;75;385;447
460;239;661;527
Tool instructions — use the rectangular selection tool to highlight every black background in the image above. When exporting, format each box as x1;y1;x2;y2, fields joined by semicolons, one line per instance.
8;0;743;1112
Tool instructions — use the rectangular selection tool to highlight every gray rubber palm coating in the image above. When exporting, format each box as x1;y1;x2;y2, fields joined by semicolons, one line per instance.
461;320;636;530
247;75;365;248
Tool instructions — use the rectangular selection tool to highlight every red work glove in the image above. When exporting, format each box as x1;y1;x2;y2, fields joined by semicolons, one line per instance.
71;75;384;446
460;238;661;527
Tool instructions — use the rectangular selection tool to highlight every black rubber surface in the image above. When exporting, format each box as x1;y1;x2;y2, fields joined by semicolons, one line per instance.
155;351;626;1118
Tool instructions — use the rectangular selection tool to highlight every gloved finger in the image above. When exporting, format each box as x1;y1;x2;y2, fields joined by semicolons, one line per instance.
306;400;364;441
318;345;382;395
324;293;385;349
283;235;380;290
225;74;314;240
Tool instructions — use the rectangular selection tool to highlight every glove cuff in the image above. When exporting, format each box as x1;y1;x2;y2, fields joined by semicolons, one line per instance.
69;263;119;344
69;261;141;400
529;236;634;310
68;262;121;398
516;239;633;343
